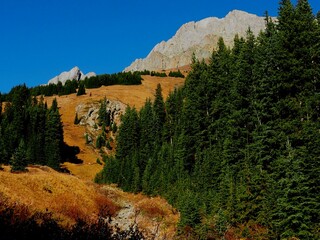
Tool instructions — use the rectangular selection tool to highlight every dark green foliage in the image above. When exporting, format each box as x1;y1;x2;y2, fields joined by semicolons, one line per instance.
98;97;110;127
45;99;63;170
63;80;77;95
106;140;112;150
111;122;117;133
136;69;151;75
84;72;142;89
150;71;167;77
96;134;106;149
28;72;142;97
168;70;185;78
153;84;166;144
76;81;86;96
30;80;77;97
116;106;140;159
96;158;102;165
94;1;320;238
10;139;28;172
0;87;71;170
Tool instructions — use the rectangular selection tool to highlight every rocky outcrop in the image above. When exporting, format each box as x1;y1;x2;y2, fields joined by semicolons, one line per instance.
75;98;127;143
47;66;96;85
125;10;270;71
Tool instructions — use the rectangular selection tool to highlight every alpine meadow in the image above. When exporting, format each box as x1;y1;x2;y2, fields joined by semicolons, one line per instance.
0;0;320;239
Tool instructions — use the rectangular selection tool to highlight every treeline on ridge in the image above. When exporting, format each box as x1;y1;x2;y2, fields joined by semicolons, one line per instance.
0;71;143;99
95;1;320;239
137;69;185;78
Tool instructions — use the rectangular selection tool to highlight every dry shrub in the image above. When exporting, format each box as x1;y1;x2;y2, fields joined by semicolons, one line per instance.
139;203;165;219
51;192;88;224
0;193;35;225
136;197;167;219
95;193;121;218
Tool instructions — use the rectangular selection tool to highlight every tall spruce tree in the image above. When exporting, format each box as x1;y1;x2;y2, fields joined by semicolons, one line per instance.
153;84;166;144
11;139;28;172
77;81;86;96
45;99;63;170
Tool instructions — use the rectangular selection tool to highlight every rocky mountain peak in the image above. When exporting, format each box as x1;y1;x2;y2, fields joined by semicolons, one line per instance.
47;66;96;85
125;10;270;72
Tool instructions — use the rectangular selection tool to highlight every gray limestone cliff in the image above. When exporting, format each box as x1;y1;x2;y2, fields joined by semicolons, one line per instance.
125;10;270;71
47;66;96;85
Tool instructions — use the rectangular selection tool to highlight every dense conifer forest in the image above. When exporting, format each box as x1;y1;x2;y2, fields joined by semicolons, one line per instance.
96;1;320;239
0;85;78;171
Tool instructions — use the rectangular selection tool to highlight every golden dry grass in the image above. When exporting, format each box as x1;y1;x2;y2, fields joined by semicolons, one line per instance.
0;166;179;237
0;165;118;226
44;75;185;181
0;74;185;237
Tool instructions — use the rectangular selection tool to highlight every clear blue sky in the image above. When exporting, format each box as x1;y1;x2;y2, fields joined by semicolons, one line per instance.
0;0;319;93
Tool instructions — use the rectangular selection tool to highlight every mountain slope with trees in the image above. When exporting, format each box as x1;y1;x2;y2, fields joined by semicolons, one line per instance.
0;75;184;238
0;85;67;171
96;1;320;239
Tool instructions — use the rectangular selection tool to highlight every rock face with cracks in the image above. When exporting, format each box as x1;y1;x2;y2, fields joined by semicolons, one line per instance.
125;10;270;71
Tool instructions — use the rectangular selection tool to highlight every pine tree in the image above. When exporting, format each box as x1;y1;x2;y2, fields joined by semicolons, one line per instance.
94;1;320;238
98;97;110;127
11;139;28;172
45;99;63;170
77;81;86;96
116;106;140;159
153;84;166;144
139;98;155;175
182;57;210;171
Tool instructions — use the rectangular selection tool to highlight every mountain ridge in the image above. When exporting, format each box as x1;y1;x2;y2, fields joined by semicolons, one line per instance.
125;10;271;71
47;66;96;85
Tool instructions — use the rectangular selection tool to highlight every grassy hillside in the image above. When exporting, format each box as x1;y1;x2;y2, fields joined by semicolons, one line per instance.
44;74;186;180
0;165;179;238
0;73;185;238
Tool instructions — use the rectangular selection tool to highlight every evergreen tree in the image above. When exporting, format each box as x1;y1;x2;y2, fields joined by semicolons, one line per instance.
11;139;28;172
153;84;166;144
95;1;320;238
98;97;110;127
139;99;155;175
45;99;63;170
77;81;86;96
116;106;140;159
